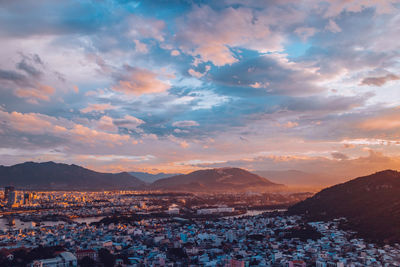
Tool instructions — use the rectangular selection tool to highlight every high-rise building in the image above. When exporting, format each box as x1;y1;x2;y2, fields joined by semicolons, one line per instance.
4;186;15;201
7;190;16;208
24;192;33;205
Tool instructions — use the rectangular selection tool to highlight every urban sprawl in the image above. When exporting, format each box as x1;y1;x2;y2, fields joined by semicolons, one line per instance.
0;188;399;266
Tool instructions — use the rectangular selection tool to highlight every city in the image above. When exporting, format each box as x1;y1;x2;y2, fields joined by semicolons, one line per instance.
1;0;400;266
0;185;400;266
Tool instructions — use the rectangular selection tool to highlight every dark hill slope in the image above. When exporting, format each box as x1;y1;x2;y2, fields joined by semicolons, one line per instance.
0;161;145;190
288;170;400;243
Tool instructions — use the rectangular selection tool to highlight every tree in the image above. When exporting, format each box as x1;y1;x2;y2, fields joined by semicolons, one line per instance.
79;256;97;267
98;248;115;267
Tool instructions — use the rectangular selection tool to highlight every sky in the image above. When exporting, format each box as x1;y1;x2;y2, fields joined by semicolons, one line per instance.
0;0;400;178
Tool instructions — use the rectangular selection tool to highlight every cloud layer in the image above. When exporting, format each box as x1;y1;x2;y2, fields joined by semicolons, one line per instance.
0;0;400;180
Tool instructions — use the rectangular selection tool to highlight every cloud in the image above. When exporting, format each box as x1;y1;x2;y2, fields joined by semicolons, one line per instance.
114;115;144;131
276;121;299;128
295;27;318;41
172;120;200;127
358;108;400;130
180;140;189;148
126;15;166;42
188;68;206;78
134;39;149;54
249;82;270;89
212;54;323;95
360;73;399;86
16;58;42;77
80;103;116;113
325;19;342;33
176;5;284;66
0;110;59;134
0;110;133;148
70;124;130;146
320;0;399;18
1;0;400;174
331;152;349;160
0;69;28;86
96;116;118;132
171;50;180;56
112;65;171;95
15;84;55;103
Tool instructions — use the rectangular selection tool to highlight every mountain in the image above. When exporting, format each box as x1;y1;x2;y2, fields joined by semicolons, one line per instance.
151;167;284;192
0;161;145;190
129;171;182;183
288;170;400;243
255;170;340;187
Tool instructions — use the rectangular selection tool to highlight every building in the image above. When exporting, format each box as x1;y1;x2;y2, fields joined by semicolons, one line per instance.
168;204;180;214
24;192;33;205
7;190;17;208
30;252;77;267
287;260;306;267
224;259;245;267
75;249;97;261
4;186;14;202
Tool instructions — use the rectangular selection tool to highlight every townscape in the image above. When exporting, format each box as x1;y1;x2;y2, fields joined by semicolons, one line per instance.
0;187;400;266
1;209;400;266
0;187;310;219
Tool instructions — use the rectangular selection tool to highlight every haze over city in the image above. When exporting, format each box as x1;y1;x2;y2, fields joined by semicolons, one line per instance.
0;0;399;182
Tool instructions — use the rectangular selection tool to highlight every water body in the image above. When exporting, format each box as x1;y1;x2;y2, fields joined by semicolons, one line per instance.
225;209;287;219
0;216;105;231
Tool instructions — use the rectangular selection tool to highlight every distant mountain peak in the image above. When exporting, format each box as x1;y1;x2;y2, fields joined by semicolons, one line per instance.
151;167;284;193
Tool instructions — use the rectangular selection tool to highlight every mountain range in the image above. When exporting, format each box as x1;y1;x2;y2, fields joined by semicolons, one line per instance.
0;162;146;190
0;162;283;192
288;170;400;243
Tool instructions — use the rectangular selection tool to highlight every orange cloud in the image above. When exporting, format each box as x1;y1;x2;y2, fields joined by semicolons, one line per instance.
70;124;130;146
177;6;283;66
80;103;116;113
112;66;171;95
358;109;400;130
0;110;134;148
15;84;55;103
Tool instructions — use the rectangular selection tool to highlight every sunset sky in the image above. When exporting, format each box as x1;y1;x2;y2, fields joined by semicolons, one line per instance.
0;0;400;178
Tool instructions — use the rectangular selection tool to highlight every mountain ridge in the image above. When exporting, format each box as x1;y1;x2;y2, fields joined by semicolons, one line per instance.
0;162;285;193
0;161;146;190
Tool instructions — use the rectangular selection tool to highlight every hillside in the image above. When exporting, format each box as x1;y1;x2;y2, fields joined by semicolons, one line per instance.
0;161;146;190
151;167;284;192
288;170;400;243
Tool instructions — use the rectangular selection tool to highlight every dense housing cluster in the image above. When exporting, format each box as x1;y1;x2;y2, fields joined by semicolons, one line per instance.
1;212;400;266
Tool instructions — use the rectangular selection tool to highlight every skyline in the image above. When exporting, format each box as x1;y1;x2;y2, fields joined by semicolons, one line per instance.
1;0;400;178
